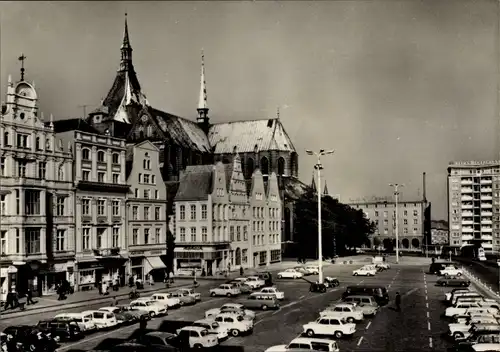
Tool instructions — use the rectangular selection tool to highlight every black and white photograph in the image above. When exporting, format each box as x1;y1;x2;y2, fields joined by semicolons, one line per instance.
1;1;500;351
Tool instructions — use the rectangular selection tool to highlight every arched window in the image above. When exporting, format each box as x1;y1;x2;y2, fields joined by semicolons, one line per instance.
112;153;119;164
3;132;9;146
402;238;409;249
235;248;241;266
82;148;90;160
147;125;153;137
412;238;420;248
277;157;286;176
97;151;105;162
260;157;269;175
246;158;255;179
219;204;224;220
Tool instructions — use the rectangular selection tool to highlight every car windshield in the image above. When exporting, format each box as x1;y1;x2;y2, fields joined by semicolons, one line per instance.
237;316;244;321
146;302;156;306
211;322;219;329
200;330;209;337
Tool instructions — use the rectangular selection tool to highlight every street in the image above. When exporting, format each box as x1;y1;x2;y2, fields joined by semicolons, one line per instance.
0;262;473;352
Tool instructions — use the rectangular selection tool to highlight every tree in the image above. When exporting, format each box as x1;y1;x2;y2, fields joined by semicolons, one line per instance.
165;230;175;279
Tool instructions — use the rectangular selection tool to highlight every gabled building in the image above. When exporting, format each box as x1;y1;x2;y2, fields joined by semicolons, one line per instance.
0;69;74;297
125;140;168;282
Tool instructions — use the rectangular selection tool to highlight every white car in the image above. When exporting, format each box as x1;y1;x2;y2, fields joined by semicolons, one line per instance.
234;277;260;289
246;276;265;288
446;289;470;302
305;266;320;275
176;326;219;348
277;269;304;279
353;268;376;276
303;316;356;338
320;303;364;322
54;312;97;332
81;310;118;330
265;337;340;352
177;288;202;301
191;318;229;341
445;302;498;318
205;303;256;320
259;287;285;300
150;293;181;308
214;312;254;337
448;316;500;340
130;299;167;317
440;265;463;277
210;284;241;297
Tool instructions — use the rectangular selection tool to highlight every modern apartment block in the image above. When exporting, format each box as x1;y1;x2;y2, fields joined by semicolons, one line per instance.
447;160;499;253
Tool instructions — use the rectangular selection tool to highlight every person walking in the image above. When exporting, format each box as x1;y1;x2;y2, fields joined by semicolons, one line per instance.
26;288;34;305
395;292;401;312
240;266;244;276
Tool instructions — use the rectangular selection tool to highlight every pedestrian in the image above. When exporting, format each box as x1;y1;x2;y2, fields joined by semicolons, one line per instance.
112;296;118;306
26;288;34;305
148;275;154;286
395;292;401;312
139;315;147;331
240;267;244;276
98;281;102;295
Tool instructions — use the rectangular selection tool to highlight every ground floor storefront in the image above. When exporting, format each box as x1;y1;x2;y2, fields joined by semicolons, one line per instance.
129;254;167;283
75;256;127;292
174;244;230;276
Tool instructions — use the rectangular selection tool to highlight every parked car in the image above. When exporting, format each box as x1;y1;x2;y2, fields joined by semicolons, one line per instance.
134;331;179;351
446;289;471;302
302;317;356;338
352;268;376;276
190;318;229;341
98;307;137;325
305;266;320;275
213;312;254;337
233;277;260;290
177;288;201;301
150;293;181;309
53;312;97;333
440;265;463;277
241;293;280;310
319;303;364;322
259;286;285;300
170;291;197;306
205;303;256;320
175;326;219;349
226;281;253;294
115;305;151;321
246;276;266;288
277;269;304;279
210;284;241;297
341;295;379;316
294;267;312;276
129;300;167;317
36;320;82;341
438;278;471;287
448;317;500;340
81;310;119;330
265;337;340;352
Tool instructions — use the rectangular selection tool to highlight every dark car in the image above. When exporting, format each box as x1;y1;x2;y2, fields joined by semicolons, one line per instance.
342;285;389;306
257;272;273;287
37;319;82;341
3;325;58;351
429;262;452;275
135;332;180;351
437;278;470;287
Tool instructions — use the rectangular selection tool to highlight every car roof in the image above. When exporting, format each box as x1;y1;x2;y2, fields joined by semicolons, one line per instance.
333;303;352;307
195;318;215;324
180;326;206;332
290;337;334;344
81;310;103;314
146;331;177;338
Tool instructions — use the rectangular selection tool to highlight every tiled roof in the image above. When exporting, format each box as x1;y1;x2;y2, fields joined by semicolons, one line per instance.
282;177;309;201
147;107;211;153
174;165;214;201
102;68;144;119
52;118;100;134
208;118;296;154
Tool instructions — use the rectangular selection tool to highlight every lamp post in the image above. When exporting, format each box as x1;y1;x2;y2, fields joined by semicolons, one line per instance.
306;149;335;284
389;183;404;264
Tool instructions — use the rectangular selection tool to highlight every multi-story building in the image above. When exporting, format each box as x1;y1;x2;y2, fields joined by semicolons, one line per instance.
125;140;168;282
173;155;282;275
55;120;129;291
348;198;426;251
0;72;74;297
447;160;500;254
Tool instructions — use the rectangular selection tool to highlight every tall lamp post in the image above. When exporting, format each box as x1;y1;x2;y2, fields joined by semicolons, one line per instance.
306;149;335;284
389;183;404;264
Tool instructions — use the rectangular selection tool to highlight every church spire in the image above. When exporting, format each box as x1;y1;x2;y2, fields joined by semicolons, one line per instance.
120;13;133;72
197;49;210;128
311;172;317;192
323;181;329;196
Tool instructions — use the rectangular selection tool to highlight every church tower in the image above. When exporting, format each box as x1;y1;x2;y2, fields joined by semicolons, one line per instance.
196;50;210;133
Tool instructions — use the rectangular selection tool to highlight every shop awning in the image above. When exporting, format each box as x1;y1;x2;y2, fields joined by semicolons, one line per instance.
144;256;166;274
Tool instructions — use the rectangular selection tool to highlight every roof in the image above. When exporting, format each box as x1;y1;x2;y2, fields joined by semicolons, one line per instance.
180;326;206;332
282;177;310;201
102;68;145;119
146;107;211;153
208;118;296;154
291;337;336;344
174;165;214;201
52;118;100;134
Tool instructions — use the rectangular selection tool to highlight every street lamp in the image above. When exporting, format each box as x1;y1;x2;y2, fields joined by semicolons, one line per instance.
389;183;404;264
306;149;335;284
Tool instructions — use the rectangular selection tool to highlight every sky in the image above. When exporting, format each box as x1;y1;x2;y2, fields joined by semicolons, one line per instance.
1;1;499;220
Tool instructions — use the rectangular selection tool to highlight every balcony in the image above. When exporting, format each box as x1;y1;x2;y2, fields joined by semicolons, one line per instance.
462;235;474;241
481;235;493;241
481;196;493;201
462;204;474;209
481;211;493;217
462;220;474;225
461;187;473;193
482;227;493;233
461;196;474;201
93;248;120;257
480;179;493;184
462;227;474;233
482;203;493;209
481;187;493;193
481;219;493;225
461;179;474;185
129;243;167;257
462;211;474;217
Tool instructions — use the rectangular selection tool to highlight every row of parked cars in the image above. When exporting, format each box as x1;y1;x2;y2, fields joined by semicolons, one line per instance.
352;263;390;276
428;263;500;352
1;288;202;351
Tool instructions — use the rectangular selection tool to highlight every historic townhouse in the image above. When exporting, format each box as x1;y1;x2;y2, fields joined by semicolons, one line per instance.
0;70;74;297
126;140;167;282
55;120;129;291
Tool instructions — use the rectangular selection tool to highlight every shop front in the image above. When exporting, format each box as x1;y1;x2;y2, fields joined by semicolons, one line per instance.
36;261;75;296
0;265;18;302
128;248;166;283
174;244;230;277
144;256;166;282
76;256;127;291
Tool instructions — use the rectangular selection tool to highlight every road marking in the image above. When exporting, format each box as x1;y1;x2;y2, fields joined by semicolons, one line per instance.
388;284;391;289
357;336;364;346
366;321;371;330
299;295;305;299
427;321;431;331
429;337;433;348
426;302;429;309
426;311;429;318
425;295;428;301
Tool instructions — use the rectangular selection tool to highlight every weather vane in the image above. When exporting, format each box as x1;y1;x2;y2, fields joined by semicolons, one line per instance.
18;53;26;81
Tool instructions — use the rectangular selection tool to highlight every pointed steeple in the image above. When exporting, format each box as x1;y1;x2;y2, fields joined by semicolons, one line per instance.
311;172;317;192
197;49;210;130
120;13;133;72
323;181;329;196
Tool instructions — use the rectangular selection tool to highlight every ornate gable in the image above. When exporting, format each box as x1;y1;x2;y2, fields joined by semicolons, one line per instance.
127;107;166;142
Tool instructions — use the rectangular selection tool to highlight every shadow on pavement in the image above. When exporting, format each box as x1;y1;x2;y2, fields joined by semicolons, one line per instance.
93;337;128;350
158;320;194;333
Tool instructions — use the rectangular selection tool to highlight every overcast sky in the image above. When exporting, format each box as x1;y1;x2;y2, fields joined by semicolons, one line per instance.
1;1;499;220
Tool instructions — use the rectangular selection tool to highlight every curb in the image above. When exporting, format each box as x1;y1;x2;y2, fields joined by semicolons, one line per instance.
0;282;194;319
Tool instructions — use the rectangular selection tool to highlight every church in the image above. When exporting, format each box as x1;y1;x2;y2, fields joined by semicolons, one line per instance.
85;15;307;246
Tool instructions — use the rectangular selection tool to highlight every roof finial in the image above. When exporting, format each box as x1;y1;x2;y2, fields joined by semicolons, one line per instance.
7;74;12;87
197;49;209;125
49;113;54;129
122;13;130;48
120;13;133;71
276;107;280;120
18;53;26;81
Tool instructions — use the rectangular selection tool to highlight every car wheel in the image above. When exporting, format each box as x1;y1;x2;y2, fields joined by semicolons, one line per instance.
278;275;282;279
335;331;343;338
353;273;358;276
231;329;240;337
150;311;156;317
457;273;462;276
227;293;232;297
179;301;185;306
211;292;216;297
453;332;464;339
194;344;203;349
262;305;268;310
306;329;315;337
347;317;355;323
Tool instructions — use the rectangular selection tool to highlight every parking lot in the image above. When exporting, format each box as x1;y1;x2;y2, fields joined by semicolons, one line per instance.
3;260;483;351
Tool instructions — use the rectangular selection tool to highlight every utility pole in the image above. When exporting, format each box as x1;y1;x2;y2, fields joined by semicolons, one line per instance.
389;183;404;264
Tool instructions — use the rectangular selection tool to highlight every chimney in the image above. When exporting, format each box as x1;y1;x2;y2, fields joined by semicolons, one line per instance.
423;172;427;203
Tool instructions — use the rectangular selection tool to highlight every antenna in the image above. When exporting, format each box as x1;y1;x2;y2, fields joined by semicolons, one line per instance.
78;105;91;118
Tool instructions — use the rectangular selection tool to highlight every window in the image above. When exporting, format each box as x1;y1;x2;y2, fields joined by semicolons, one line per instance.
413;219;418;225
0;195;5;215
132;228;138;245
38;161;46;179
112;228;119;247
97;150;105;162
413;210;418;216
180;205;185;220
191;227;196;242
155;190;159;199
403;219;407;225
383;211;388;217
201;204;207;219
134;188;139;198
56;196;65;216
143;174;150;184
82;199;90;215
202;227;208;242
25;228;41;254
155;228;161;244
190;205;196;220
98;172;105;183
97;200;105;216
155;207;161;220
112;174;119;184
139;174;142;183
243;226;248;241
112;200;120;216
143;158;151;170
58;165;64;181
404;210;408;216
56;230;65;251
96;228;105;248
143;189;150;199
82;148;90;160
132;206;138;220
15;229;20;253
230;226;235;241
18;160;27;178
179;227;186;242
144;206;150;220
3;132;9;146
83;170;90;181
0;231;6;255
152;175;156;184
237;226;241;241
0;157;4;176
112;153;119;164
16;133;28;148
25;190;41;215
